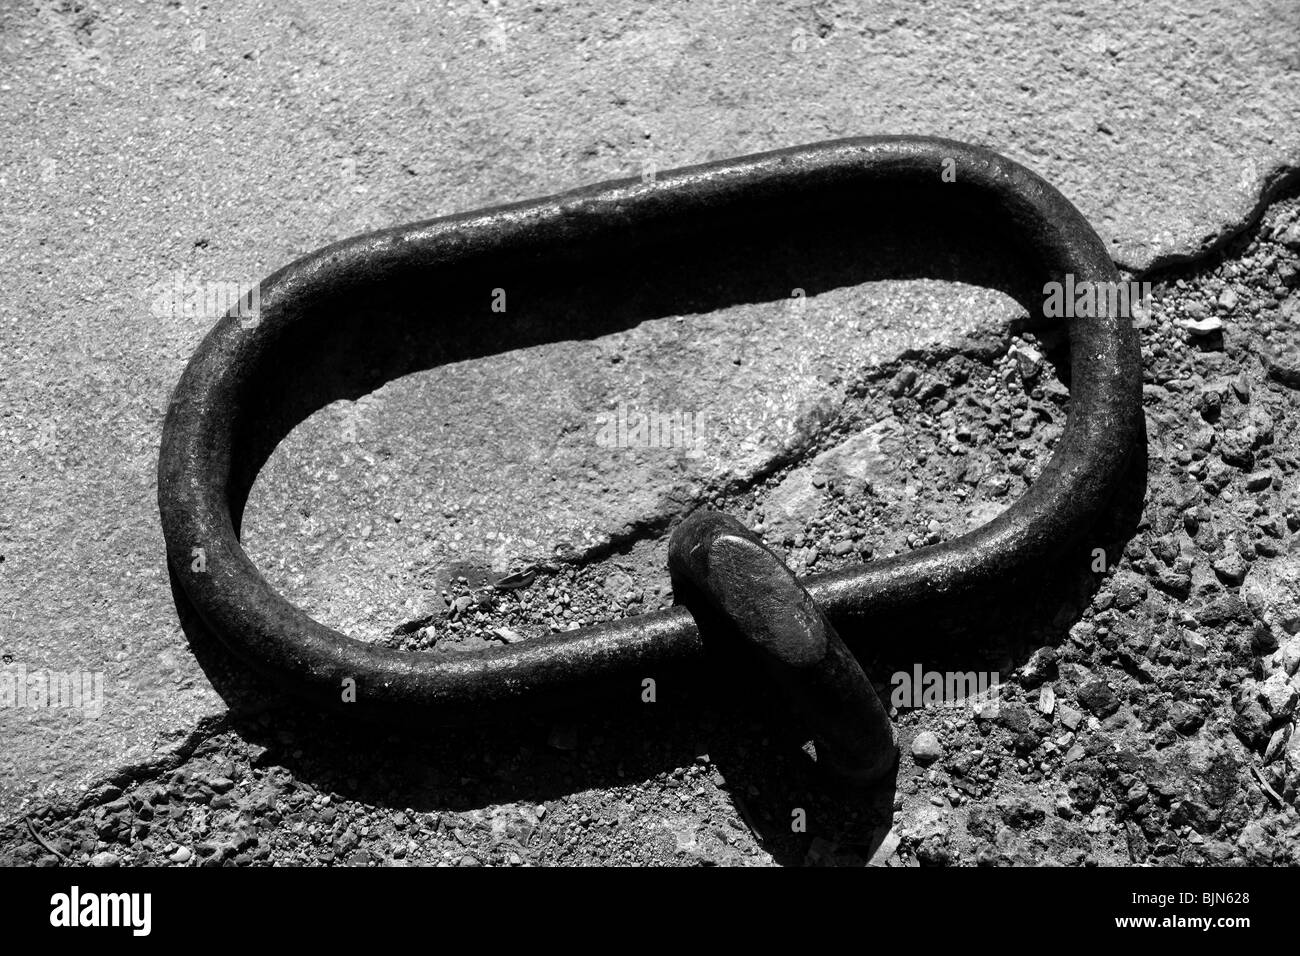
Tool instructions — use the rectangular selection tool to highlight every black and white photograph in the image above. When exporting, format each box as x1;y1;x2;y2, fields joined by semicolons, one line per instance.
1;0;1298;935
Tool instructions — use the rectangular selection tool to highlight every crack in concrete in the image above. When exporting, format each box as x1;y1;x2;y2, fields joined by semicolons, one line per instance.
1120;162;1300;278
560;330;1030;571
1;714;237;836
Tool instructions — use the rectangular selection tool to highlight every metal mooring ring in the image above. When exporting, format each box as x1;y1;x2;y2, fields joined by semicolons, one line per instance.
158;136;1142;720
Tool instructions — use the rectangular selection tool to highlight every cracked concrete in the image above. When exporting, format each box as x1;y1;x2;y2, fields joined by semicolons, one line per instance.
1;0;1298;822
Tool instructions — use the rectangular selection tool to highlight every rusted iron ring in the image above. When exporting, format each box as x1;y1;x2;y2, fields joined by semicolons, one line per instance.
158;136;1142;719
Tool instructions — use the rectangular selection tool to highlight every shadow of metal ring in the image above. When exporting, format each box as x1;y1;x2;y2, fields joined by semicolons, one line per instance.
157;136;1143;720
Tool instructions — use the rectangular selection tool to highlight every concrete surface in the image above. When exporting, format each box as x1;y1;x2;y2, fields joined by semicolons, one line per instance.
1;0;1298;817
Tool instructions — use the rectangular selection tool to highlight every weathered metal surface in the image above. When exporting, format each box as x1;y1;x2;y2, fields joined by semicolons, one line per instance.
157;136;1143;720
668;510;897;782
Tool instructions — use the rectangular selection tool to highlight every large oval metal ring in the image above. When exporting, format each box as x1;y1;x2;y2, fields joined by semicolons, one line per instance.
158;136;1142;719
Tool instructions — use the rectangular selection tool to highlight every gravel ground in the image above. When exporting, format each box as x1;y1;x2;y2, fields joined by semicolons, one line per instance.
5;178;1300;868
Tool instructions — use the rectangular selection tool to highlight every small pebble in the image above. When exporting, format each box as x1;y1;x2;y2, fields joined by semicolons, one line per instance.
1180;316;1223;336
1038;685;1056;716
911;731;942;764
1245;470;1273;491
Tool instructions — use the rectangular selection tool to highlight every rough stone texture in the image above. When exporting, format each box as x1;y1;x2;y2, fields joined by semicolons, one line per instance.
1;0;1298;850
759;415;913;547
1244;550;1300;637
